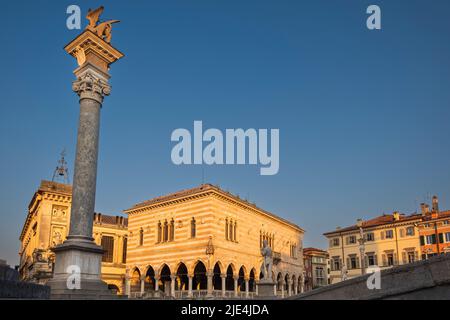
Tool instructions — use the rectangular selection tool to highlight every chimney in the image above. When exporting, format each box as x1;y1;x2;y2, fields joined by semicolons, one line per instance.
432;195;439;213
420;203;430;216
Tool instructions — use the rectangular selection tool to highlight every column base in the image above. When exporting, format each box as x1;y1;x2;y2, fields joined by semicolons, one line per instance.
47;237;117;300
257;280;276;298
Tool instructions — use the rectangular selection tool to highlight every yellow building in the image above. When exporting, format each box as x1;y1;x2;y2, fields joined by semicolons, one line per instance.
124;184;304;299
324;212;422;284
18;180;128;293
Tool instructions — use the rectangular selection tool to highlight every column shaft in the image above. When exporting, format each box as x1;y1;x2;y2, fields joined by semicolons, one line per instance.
68;97;101;239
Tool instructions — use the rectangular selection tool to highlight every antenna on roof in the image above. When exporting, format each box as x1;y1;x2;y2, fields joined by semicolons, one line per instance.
52;149;70;184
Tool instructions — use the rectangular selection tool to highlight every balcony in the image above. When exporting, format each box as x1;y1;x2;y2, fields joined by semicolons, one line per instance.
273;251;281;265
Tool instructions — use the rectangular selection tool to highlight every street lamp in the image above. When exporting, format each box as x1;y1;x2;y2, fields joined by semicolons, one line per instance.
357;219;366;275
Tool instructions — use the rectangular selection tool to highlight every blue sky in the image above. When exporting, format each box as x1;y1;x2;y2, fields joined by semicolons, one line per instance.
1;0;449;265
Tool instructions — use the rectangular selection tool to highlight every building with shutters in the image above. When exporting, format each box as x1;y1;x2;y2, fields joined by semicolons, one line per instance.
324;195;450;284
18;180;128;293
324;212;422;284
417;196;450;259
303;247;329;291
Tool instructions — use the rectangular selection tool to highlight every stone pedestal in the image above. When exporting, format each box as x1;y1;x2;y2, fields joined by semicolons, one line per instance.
257;280;276;298
47;28;123;299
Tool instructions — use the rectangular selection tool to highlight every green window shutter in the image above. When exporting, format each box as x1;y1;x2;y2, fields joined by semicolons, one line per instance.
420;236;425;246
439;233;444;244
400;229;405;238
374;254;378;266
402;252;407;264
382;254;387;266
346;257;351;269
381;231;385;240
356;257;360;269
431;234;437;244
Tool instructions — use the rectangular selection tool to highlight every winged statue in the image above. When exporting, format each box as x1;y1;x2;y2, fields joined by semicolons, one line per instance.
85;6;120;43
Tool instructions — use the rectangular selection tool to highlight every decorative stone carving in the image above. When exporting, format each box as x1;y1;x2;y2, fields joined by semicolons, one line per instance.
51;205;68;222
72;72;111;103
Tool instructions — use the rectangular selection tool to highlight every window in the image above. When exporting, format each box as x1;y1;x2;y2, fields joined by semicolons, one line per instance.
225;219;229;240
331;257;341;271
347;235;357;244
443;220;450;226
157;221;162;243
426;234;436;245
386;253;394;266
229;219;233;241
122;237;127;263
445;232;450;243
367;253;376;266
315;267;325;286
347;255;359;269
139;228;144;246
365;233;375;242
407;251;416;263
163;220;168;242
385;230;394;239
233;221;237;242
191;218;196;238
406;227;415;236
101;236;114;263
290;244;297;258
169;219;175;241
332;238;340;247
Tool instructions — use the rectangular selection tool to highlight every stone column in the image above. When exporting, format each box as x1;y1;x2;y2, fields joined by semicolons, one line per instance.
154;276;160;298
206;271;213;297
281;280;285;298
125;275;131;297
294;281;298;295
48;27;123;299
234;277;239;297
171;275;176;298
245;279;249;298
273;283;277;296
221;274;226;297
288;280;292;296
188;275;193;298
140;275;145;297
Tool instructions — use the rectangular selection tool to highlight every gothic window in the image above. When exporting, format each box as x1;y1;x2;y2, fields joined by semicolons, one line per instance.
225;219;229;240
122;237;127;263
191;218;196;238
163;220;168;242
229;219;233;241
169;219;175;241
157;221;162;243
101;236;114;263
233;221;237;242
139;228;144;246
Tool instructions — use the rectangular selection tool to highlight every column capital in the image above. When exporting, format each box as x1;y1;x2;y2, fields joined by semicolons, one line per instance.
220;273;227;279
72;70;111;104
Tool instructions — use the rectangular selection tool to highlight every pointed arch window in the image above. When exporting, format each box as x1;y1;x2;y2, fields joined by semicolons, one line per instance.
157;221;162;243
191;217;196;238
163;220;168;242
225;218;229;240
229;219;233;241
169;218;175;241
139;228;144;246
233;221;237;242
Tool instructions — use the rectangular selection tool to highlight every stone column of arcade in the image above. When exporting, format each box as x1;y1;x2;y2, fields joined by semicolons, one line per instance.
47;8;124;299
